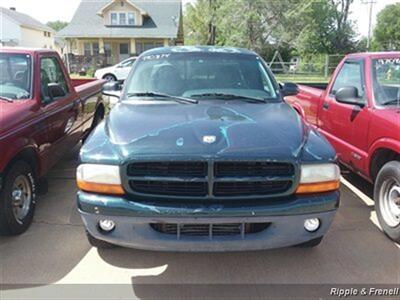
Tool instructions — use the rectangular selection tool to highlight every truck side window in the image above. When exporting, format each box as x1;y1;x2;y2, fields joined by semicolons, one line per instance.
40;57;69;102
331;61;365;99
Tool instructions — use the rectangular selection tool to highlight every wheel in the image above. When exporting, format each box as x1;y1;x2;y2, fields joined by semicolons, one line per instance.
82;106;104;143
375;161;400;242
86;230;115;249
36;177;48;196
0;161;36;235
295;236;323;248
103;74;117;82
91;106;104;130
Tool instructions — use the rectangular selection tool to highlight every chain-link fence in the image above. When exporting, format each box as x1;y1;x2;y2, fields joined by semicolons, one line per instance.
267;54;344;83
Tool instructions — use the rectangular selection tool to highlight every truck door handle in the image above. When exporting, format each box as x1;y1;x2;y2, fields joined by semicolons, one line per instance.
322;102;329;110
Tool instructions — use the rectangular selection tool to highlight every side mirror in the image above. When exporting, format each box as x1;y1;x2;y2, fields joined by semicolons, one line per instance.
335;86;365;107
103;81;121;92
102;81;121;100
281;82;299;97
48;83;66;99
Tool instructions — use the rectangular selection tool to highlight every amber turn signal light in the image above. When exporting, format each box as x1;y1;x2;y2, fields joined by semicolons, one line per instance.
77;180;125;196
295;180;340;194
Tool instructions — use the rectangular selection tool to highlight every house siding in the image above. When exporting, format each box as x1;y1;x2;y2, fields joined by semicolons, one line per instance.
0;14;21;45
20;26;54;49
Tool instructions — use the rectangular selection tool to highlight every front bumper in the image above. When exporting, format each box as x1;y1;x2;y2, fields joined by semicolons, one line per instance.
78;191;339;252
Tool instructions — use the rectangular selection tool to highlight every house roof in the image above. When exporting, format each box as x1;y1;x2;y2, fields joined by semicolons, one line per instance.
0;7;54;32
97;0;147;16
57;0;181;39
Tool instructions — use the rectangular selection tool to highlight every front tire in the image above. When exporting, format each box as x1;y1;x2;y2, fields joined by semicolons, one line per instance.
375;161;400;242
0;161;36;235
103;74;117;82
82;106;105;143
91;106;104;130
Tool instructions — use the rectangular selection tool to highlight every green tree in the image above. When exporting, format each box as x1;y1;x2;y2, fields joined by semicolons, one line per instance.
373;3;400;50
295;0;357;54
184;0;222;45
46;20;68;32
184;0;304;52
183;0;358;56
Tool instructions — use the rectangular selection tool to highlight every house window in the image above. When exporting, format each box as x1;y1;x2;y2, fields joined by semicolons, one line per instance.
110;11;136;26
111;12;118;25
83;42;101;56
135;42;143;55
104;43;111;57
128;13;135;25
84;43;91;56
92;43;99;55
135;41;164;54
119;13;126;25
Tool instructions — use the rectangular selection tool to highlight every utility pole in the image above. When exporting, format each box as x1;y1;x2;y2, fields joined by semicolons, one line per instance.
207;0;217;45
361;0;376;50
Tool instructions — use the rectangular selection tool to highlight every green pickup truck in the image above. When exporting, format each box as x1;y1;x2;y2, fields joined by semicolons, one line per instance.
76;46;340;251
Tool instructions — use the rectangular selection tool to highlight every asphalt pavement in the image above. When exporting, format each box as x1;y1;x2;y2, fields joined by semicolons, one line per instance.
0;146;399;299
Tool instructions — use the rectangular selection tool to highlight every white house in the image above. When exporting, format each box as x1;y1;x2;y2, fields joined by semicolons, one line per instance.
57;0;183;64
0;7;55;48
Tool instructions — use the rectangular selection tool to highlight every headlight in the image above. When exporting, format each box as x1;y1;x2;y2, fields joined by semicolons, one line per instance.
76;164;124;195
296;163;340;194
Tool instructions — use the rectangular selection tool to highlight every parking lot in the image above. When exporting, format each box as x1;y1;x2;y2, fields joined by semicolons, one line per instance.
1;145;399;295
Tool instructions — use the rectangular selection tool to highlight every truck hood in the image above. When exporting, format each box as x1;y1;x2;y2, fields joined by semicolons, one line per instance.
104;100;306;159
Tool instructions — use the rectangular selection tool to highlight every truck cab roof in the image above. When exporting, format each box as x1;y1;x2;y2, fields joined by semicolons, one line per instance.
141;46;258;57
0;47;57;55
345;51;400;59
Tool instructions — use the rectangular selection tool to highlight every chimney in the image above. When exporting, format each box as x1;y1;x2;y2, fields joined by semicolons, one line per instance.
9;7;16;11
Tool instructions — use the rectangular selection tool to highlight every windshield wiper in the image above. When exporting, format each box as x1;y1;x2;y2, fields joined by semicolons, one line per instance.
127;91;198;104
190;93;267;103
0;96;14;103
382;98;400;106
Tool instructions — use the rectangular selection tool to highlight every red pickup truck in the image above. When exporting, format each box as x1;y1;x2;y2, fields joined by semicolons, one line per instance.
285;52;400;242
0;48;105;235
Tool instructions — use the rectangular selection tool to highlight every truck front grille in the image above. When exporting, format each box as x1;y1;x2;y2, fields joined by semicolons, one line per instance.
213;181;292;197
127;162;207;177
214;162;294;177
126;161;295;199
150;223;270;238
129;180;208;197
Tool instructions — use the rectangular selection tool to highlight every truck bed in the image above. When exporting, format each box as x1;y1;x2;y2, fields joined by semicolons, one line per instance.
297;82;329;90
72;78;105;100
285;83;326;126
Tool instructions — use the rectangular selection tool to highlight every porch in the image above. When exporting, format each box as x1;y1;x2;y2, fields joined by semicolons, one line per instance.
67;38;170;65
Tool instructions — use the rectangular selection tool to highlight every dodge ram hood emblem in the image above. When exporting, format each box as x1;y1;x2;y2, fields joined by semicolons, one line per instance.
203;135;216;144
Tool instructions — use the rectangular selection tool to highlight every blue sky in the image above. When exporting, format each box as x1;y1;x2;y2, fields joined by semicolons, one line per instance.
1;0;399;37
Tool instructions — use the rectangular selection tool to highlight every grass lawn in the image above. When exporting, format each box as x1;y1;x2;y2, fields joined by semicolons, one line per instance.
275;73;330;83
70;73;95;79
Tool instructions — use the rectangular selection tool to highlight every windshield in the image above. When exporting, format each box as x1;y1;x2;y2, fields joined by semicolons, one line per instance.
372;57;400;106
0;53;32;100
124;52;279;101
